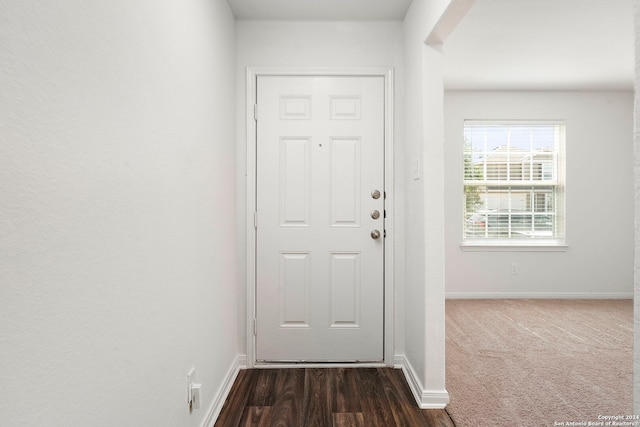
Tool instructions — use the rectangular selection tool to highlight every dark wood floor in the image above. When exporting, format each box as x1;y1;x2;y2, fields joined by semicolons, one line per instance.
214;367;455;427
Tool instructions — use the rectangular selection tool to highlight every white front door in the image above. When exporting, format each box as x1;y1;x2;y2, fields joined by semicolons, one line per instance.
255;75;385;362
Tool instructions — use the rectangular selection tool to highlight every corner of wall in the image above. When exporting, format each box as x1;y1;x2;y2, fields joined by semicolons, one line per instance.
395;355;450;409
200;354;247;427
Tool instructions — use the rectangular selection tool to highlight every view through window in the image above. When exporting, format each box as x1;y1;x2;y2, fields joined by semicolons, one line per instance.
463;121;565;242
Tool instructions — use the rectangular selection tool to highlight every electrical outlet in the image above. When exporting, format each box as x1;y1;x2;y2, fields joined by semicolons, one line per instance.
187;368;195;406
187;367;202;410
191;383;201;410
511;262;519;275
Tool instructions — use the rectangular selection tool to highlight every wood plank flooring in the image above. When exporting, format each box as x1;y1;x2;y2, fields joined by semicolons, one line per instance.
214;368;455;427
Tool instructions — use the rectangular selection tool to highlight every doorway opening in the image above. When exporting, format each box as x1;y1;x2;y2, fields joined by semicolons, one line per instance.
245;67;395;367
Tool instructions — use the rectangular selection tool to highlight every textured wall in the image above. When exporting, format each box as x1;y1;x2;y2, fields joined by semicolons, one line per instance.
445;91;633;298
402;0;453;407
0;1;237;425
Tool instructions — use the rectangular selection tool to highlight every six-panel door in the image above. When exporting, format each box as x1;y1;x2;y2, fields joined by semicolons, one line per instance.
256;76;384;362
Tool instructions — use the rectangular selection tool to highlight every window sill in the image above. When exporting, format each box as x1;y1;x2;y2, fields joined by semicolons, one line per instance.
460;240;569;252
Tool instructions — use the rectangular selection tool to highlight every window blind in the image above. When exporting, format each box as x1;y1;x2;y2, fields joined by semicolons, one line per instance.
463;121;565;241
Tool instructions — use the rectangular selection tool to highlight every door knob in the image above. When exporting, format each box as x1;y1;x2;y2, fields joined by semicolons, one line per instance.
371;229;381;240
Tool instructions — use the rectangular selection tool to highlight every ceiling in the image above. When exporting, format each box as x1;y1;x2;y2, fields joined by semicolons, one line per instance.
226;0;412;21
226;0;634;91
444;0;634;90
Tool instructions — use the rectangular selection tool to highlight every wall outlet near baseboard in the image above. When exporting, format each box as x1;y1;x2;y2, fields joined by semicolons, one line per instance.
187;367;202;410
511;262;519;275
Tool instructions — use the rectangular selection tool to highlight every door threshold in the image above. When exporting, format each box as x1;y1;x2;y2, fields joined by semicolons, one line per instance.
253;361;388;369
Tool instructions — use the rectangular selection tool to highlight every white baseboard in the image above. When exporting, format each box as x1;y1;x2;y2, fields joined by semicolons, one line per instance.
200;354;248;427
394;355;449;409
445;292;633;299
393;355;404;369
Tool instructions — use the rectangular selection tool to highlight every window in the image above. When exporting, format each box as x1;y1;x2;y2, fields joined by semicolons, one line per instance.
463;121;565;245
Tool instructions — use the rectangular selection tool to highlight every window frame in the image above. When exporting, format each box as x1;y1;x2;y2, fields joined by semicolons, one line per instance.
461;120;568;251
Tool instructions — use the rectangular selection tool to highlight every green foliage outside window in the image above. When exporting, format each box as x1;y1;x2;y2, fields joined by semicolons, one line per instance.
464;139;483;214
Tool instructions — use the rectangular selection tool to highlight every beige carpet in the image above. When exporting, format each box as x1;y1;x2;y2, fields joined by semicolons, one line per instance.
445;299;633;427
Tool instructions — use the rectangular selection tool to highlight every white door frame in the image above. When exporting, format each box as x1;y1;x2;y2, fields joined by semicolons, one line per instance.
245;67;395;367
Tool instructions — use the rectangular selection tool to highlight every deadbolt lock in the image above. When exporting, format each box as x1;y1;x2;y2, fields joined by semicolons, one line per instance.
370;210;380;220
371;190;381;199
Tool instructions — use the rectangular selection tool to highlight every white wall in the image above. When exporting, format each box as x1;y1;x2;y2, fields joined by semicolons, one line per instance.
402;0;456;408
445;91;634;298
235;20;405;359
0;1;238;426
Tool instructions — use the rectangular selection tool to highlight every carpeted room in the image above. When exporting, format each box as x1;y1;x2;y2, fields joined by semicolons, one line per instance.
441;89;634;424
445;299;633;426
442;3;634;421
441;89;634;423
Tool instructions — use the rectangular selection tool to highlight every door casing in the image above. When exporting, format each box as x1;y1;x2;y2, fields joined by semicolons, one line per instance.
245;67;395;367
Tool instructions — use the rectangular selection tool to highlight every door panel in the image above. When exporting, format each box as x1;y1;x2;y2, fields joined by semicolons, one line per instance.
279;137;311;226
279;252;310;327
329;252;361;327
256;76;384;362
330;137;361;227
